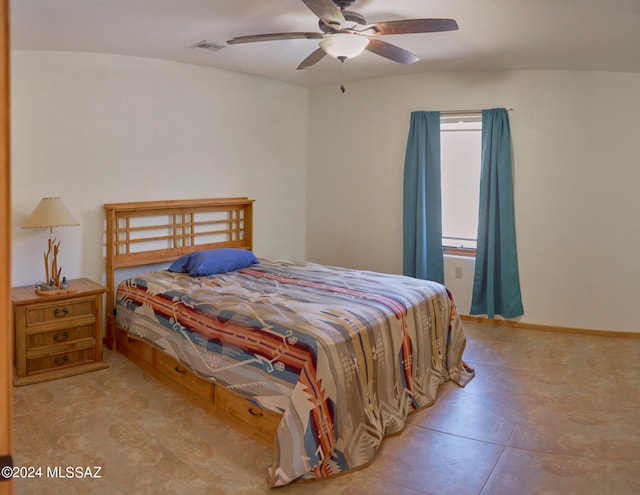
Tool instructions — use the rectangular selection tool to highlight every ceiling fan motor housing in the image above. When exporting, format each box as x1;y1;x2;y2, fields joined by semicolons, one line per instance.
333;0;358;9
319;10;366;32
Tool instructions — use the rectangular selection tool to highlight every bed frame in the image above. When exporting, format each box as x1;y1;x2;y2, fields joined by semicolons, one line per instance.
104;197;281;445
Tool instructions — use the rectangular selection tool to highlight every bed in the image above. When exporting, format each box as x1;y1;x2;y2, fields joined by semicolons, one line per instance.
104;197;474;487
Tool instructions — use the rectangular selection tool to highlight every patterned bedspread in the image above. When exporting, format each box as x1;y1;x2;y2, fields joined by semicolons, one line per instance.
115;259;474;486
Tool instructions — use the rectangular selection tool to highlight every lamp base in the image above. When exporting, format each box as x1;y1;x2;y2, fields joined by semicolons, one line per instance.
35;286;76;297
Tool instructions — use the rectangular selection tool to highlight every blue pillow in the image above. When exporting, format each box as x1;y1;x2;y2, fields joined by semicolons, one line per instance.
168;248;259;276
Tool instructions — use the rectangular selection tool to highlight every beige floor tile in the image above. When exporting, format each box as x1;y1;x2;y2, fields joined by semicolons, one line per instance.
605;406;640;460
481;448;608;495
12;386;33;417
605;457;640;494
409;388;524;445
457;361;537;402
12;413;54;465
11;322;640;494
19;372;107;413
14;476;82;495
336;468;429;495
377;425;503;495
508;400;610;457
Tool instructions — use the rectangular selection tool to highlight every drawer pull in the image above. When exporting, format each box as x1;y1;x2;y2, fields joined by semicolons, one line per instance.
54;355;69;365
248;407;263;417
128;338;136;343
174;366;186;374
54;307;69;318
53;331;69;342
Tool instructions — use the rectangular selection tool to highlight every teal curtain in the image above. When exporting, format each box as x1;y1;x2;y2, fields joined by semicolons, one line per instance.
471;108;524;318
402;111;444;284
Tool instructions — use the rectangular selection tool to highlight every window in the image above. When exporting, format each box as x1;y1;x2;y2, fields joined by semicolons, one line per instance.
440;113;481;256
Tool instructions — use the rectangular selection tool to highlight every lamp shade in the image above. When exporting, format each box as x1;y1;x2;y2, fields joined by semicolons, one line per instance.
22;197;79;230
320;34;369;59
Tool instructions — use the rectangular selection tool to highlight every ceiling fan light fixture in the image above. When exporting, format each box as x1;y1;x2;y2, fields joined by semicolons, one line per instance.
320;33;369;60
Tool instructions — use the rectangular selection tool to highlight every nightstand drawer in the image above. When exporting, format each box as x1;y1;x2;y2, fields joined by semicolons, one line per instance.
26;347;96;375
26;324;95;350
25;297;96;327
155;352;213;401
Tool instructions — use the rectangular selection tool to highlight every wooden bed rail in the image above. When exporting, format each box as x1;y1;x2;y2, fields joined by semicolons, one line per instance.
104;197;255;348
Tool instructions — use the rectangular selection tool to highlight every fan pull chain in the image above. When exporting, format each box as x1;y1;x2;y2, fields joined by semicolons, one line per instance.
339;56;347;94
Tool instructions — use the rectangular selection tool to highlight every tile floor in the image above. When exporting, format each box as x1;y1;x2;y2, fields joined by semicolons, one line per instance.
11;320;640;494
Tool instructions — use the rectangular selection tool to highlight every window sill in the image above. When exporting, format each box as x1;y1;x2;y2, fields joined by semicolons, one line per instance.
443;247;476;258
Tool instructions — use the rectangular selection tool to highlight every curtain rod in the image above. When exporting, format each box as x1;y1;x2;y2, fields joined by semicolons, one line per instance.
439;108;514;115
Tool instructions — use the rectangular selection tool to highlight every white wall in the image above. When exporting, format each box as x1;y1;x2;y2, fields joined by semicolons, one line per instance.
12;56;640;334
307;70;640;333
11;51;309;288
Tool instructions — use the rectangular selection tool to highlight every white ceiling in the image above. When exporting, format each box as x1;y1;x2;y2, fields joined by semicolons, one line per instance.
10;0;640;88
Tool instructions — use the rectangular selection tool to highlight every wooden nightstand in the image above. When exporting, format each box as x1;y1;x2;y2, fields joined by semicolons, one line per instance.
12;278;108;386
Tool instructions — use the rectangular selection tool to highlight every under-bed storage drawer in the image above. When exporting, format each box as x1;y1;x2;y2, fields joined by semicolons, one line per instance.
215;386;281;438
113;330;280;445
155;352;214;401
115;328;154;366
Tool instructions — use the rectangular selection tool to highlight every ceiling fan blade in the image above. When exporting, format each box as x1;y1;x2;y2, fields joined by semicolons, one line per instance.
370;19;459;35
297;48;327;70
227;32;322;45
302;0;346;30
366;38;419;64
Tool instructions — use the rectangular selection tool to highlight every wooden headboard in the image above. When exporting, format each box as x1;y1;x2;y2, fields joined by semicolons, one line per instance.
103;197;255;348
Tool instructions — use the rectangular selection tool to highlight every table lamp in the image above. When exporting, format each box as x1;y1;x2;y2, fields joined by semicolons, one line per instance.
22;197;79;292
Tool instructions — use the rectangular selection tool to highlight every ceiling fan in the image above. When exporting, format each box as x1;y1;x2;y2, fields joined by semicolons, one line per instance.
226;0;459;70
